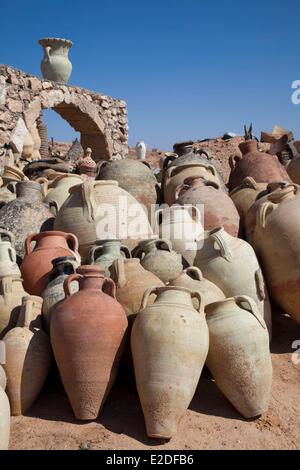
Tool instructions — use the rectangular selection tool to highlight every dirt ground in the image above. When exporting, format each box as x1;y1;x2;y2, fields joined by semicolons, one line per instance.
9;307;300;450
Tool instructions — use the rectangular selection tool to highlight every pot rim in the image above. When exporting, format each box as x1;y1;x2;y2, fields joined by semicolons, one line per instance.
38;37;73;48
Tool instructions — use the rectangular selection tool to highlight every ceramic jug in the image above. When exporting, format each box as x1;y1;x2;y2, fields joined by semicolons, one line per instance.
50;266;128;420
205;296;272;418
43;173;84;214
0;229;20;278
39;37;73;84
131;286;209;439
89;239;131;276
3;295;52;415
0;276;27;339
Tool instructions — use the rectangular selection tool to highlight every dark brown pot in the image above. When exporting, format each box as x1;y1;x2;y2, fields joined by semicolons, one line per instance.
50;265;128;420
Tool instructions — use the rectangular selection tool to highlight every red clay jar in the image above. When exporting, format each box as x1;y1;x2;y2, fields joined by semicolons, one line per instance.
50;265;128;420
20;231;80;296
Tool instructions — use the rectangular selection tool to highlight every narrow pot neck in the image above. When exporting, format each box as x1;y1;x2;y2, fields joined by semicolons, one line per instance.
16;182;42;201
239;140;258;156
155;287;194;308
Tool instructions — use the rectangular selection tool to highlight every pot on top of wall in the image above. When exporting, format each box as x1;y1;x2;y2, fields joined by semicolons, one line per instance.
38;37;73;84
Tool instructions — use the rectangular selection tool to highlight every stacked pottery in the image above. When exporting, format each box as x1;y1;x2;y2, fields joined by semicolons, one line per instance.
193;228;272;336
89;239;131;277
228;140;290;191
0;276;27;339
131;286;209;439
133;239;183;283
3;295;52;415
43;173;84;214
176;176;240;237
54;180;153;260
0;181;54;258
0;343;10;449
205;296;272;418
42;256;79;333
0;229;20;278
21;231;80;296
50;266;128;420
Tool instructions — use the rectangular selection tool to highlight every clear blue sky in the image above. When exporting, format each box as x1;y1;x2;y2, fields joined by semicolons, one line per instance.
1;0;300;150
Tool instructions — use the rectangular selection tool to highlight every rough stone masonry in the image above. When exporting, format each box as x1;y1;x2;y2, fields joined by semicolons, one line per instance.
0;65;128;161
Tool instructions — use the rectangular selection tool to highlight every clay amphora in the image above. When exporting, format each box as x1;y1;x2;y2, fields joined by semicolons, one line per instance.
133;239;183;283
287;155;300;184
0;181;54;259
193;228;272;336
0;276;27;339
39;37;73;84
0;340;6;389
50;265;128;420
248;184;300;323
131;286;209;439
54;180;153;260
3;295;52;415
22;132;34;160
156;204;203;266
136;141;146;160
42;256;79;333
97;159;159;219
205;296;272;418
170;267;225;308
21;231;80;296
43;173;84;214
0;229;20;278
176;176;240;237
228;140;291;191
89;239;131;277
0;385;10;449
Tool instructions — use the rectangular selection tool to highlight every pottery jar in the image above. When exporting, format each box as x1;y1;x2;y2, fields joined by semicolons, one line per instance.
22;132;35;160
0;340;6;389
205;296;272;418
176;176;240;237
3;295;52;415
21;231;80;296
131;286;209;439
50;265;128;420
193;228;272;336
228;140;291;191
54;180;153;260
133;239;183;283
0;385;10;449
0;229;20;278
0;181;54;259
43;174;84;214
89;240;131;277
287;155;300;184
42;256;79;333
0;276;27;339
39;37;73;84
170;267;225;308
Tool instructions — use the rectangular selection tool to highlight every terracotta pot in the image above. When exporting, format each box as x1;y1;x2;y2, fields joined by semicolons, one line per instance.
156;205;203;266
247;184;300;323
131;286;209;439
176;176;240;237
88;239;131;277
205;296;272;418
50;265;128;420
170;267;225;308
42;256;79;333
3;295;52;415
54;180;153;260
0;181;55;259
228;140;291;191
21;231;80;296
97;159;160;220
287;155;300;184
0;386;10;449
0;276;27;339
133;239;183;283
43;174;84;214
0;229;20;278
193;228;272;336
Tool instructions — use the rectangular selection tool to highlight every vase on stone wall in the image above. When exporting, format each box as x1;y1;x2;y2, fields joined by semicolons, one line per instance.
38;37;73;84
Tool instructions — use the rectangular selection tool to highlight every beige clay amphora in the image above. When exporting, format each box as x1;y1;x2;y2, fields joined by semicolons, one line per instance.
131;286;209;439
0;276;27;339
0;385;10;449
43;173;84;214
205;295;272;418
0;229;20;278
0;340;6;389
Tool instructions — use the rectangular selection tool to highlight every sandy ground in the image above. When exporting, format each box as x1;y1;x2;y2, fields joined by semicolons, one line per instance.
9;307;300;450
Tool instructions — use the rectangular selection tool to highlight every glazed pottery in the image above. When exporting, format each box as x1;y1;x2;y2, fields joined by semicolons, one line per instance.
97;159;159;219
287;155;300;184
21;231;80;296
176;176;240;237
43;173;84;214
193;228;272;335
39;37;73;84
42;256;79;333
50;265;128;420
0;229;20;278
0;385;10;449
228;140;290;191
3;295;52;415
131;286;209;439
0;181;54;258
54;180;153;260
170;267;225;308
133;239;183;283
0;276;27;339
205;296;272;418
89;239;131;276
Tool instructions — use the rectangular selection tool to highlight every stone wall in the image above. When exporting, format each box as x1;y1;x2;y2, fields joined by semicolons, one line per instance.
0;65;128;161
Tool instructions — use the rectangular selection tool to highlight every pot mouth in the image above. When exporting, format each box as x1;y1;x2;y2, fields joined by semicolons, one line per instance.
52;256;77;267
205;296;236;315
22;295;43;303
76;265;106;277
203;226;224;239
38;37;73;48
